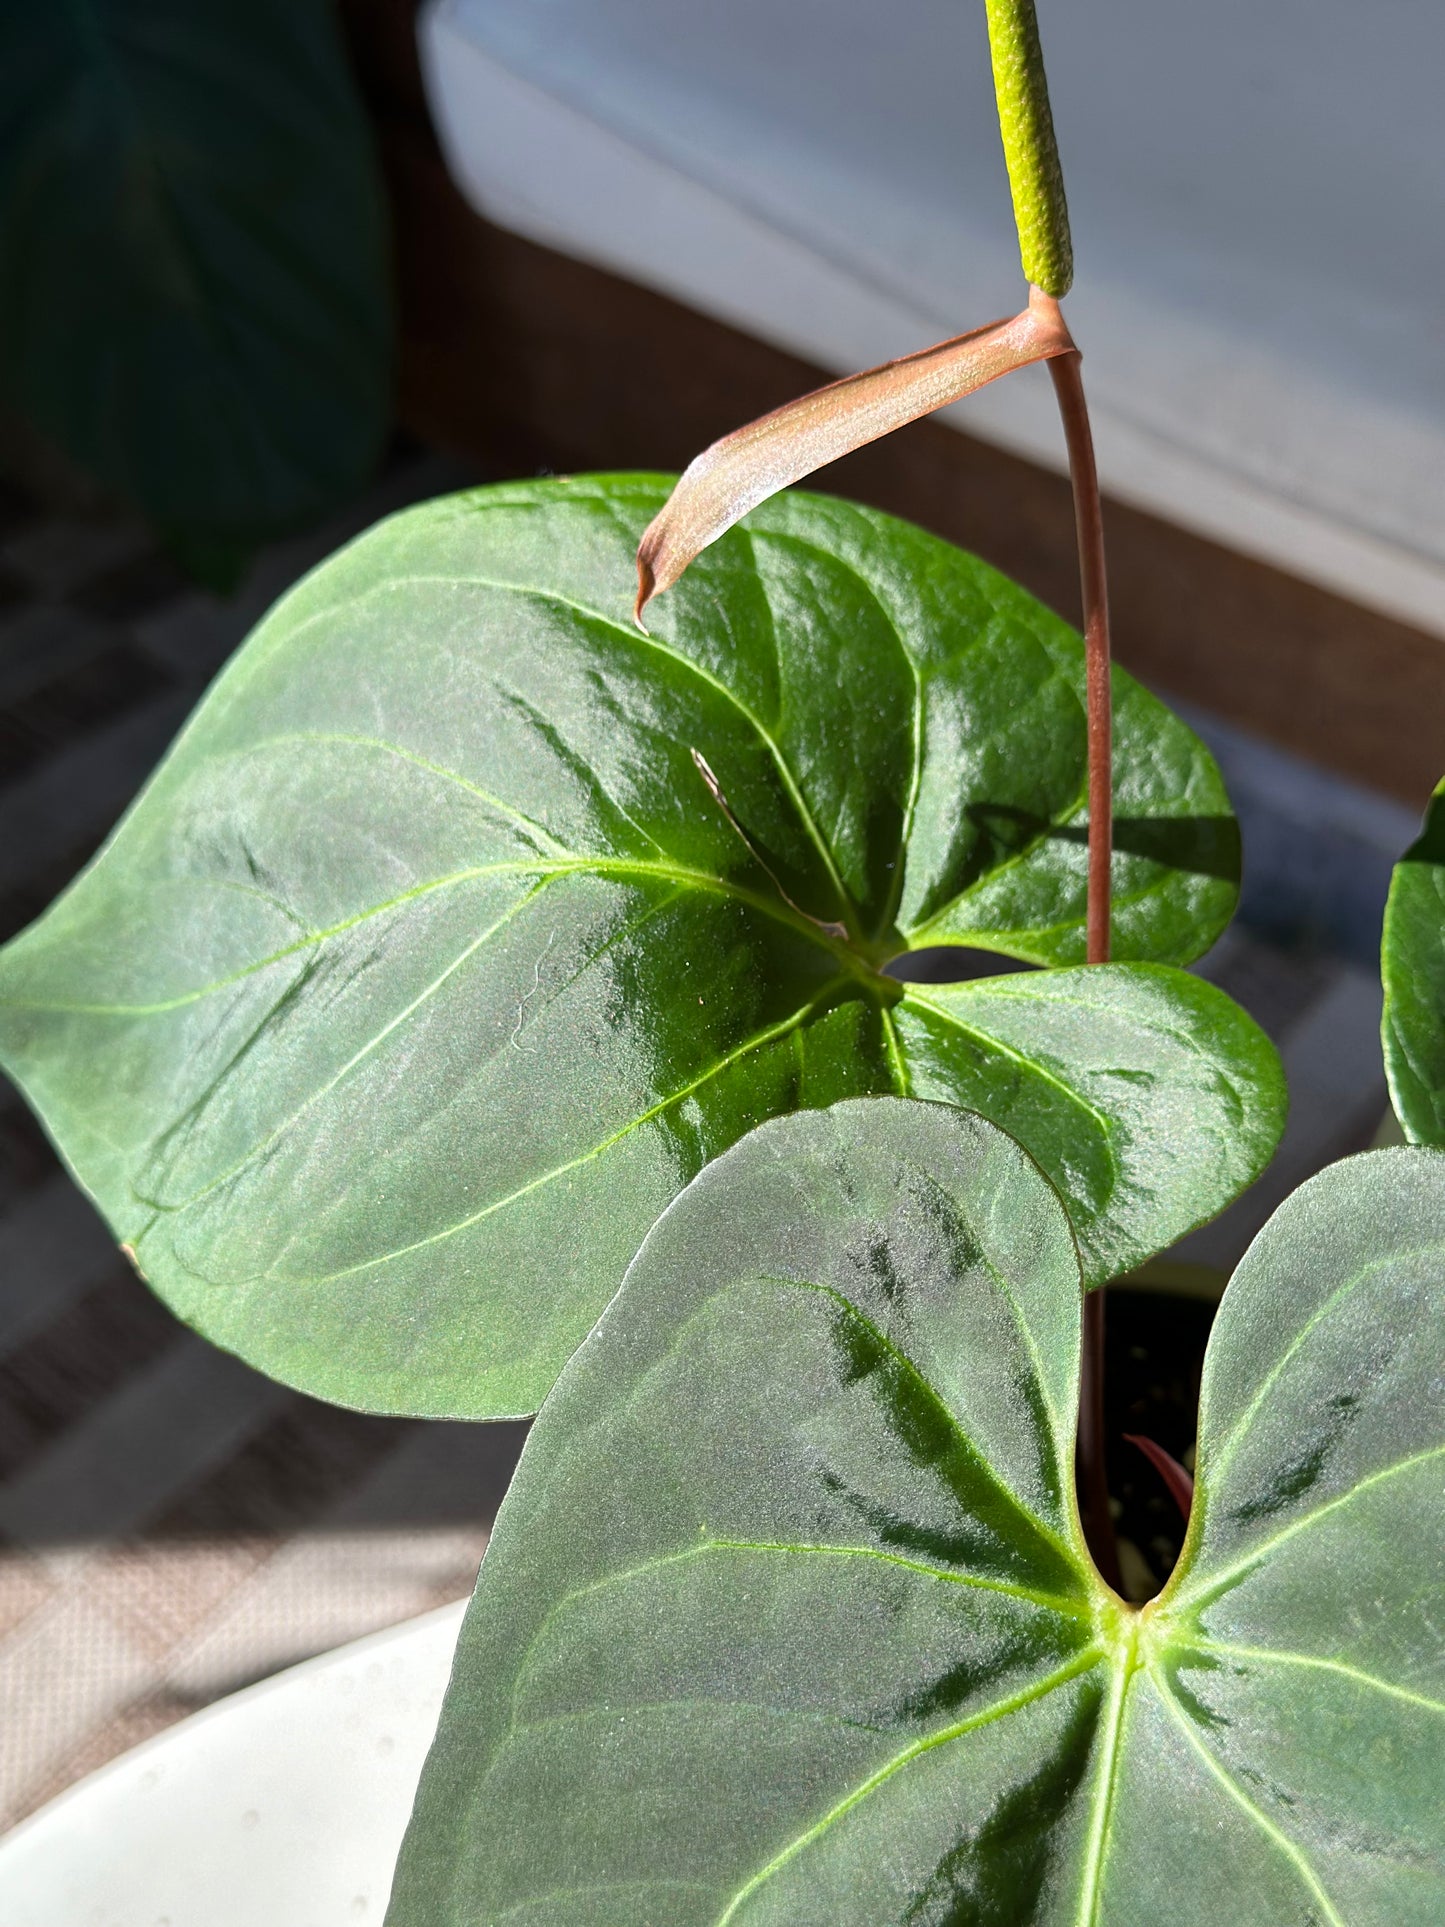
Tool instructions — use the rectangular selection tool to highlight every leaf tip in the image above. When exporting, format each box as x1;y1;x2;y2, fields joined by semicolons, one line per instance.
633;537;661;631
1123;1433;1194;1523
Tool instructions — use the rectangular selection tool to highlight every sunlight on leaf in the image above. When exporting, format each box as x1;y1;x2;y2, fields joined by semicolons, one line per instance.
0;480;1270;1419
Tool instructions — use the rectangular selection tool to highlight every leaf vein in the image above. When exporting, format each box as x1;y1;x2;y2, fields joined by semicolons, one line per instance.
1151;1666;1345;1926
1073;1623;1136;1927
713;1646;1105;1924
348;567;857;931
271;981;852;1285
1180;1639;1445;1718
752;1275;1084;1573
899;988;1116;1141
1174;1444;1445;1610
1203;1241;1445;1489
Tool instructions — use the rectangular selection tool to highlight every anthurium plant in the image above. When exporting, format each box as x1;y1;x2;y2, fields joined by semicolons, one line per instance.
0;477;1278;1419
0;4;1439;1922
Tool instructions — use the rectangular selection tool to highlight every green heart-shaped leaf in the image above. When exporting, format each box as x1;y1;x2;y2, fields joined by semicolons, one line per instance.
390;1103;1445;1926
0;478;1281;1417
0;1;391;571
1383;779;1445;1144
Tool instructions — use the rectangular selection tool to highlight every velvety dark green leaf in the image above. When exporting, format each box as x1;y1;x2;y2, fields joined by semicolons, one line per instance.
0;1;391;566
389;1104;1445;1926
1382;779;1445;1145
0;477;1280;1417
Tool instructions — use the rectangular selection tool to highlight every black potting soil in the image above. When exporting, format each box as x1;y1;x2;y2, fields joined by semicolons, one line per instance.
1101;1286;1218;1600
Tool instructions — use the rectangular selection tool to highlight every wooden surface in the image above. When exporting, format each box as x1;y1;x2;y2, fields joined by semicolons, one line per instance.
349;4;1442;804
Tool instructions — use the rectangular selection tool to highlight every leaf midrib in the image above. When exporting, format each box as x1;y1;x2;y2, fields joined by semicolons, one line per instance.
900;986;1116;1144
264;560;1138;958
1073;1617;1137;1927
2;851;876;1020
755;1274;1085;1579
742;524;925;944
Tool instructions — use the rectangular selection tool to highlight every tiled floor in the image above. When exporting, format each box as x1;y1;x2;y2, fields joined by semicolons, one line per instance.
0;452;527;1830
0;457;1421;1830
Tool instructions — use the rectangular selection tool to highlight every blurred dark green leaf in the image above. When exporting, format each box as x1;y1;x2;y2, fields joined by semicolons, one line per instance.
0;0;392;579
389;1105;1445;1925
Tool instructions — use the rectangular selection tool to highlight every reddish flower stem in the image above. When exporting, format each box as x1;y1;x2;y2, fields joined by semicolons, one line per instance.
1048;349;1113;969
1048;343;1122;1594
